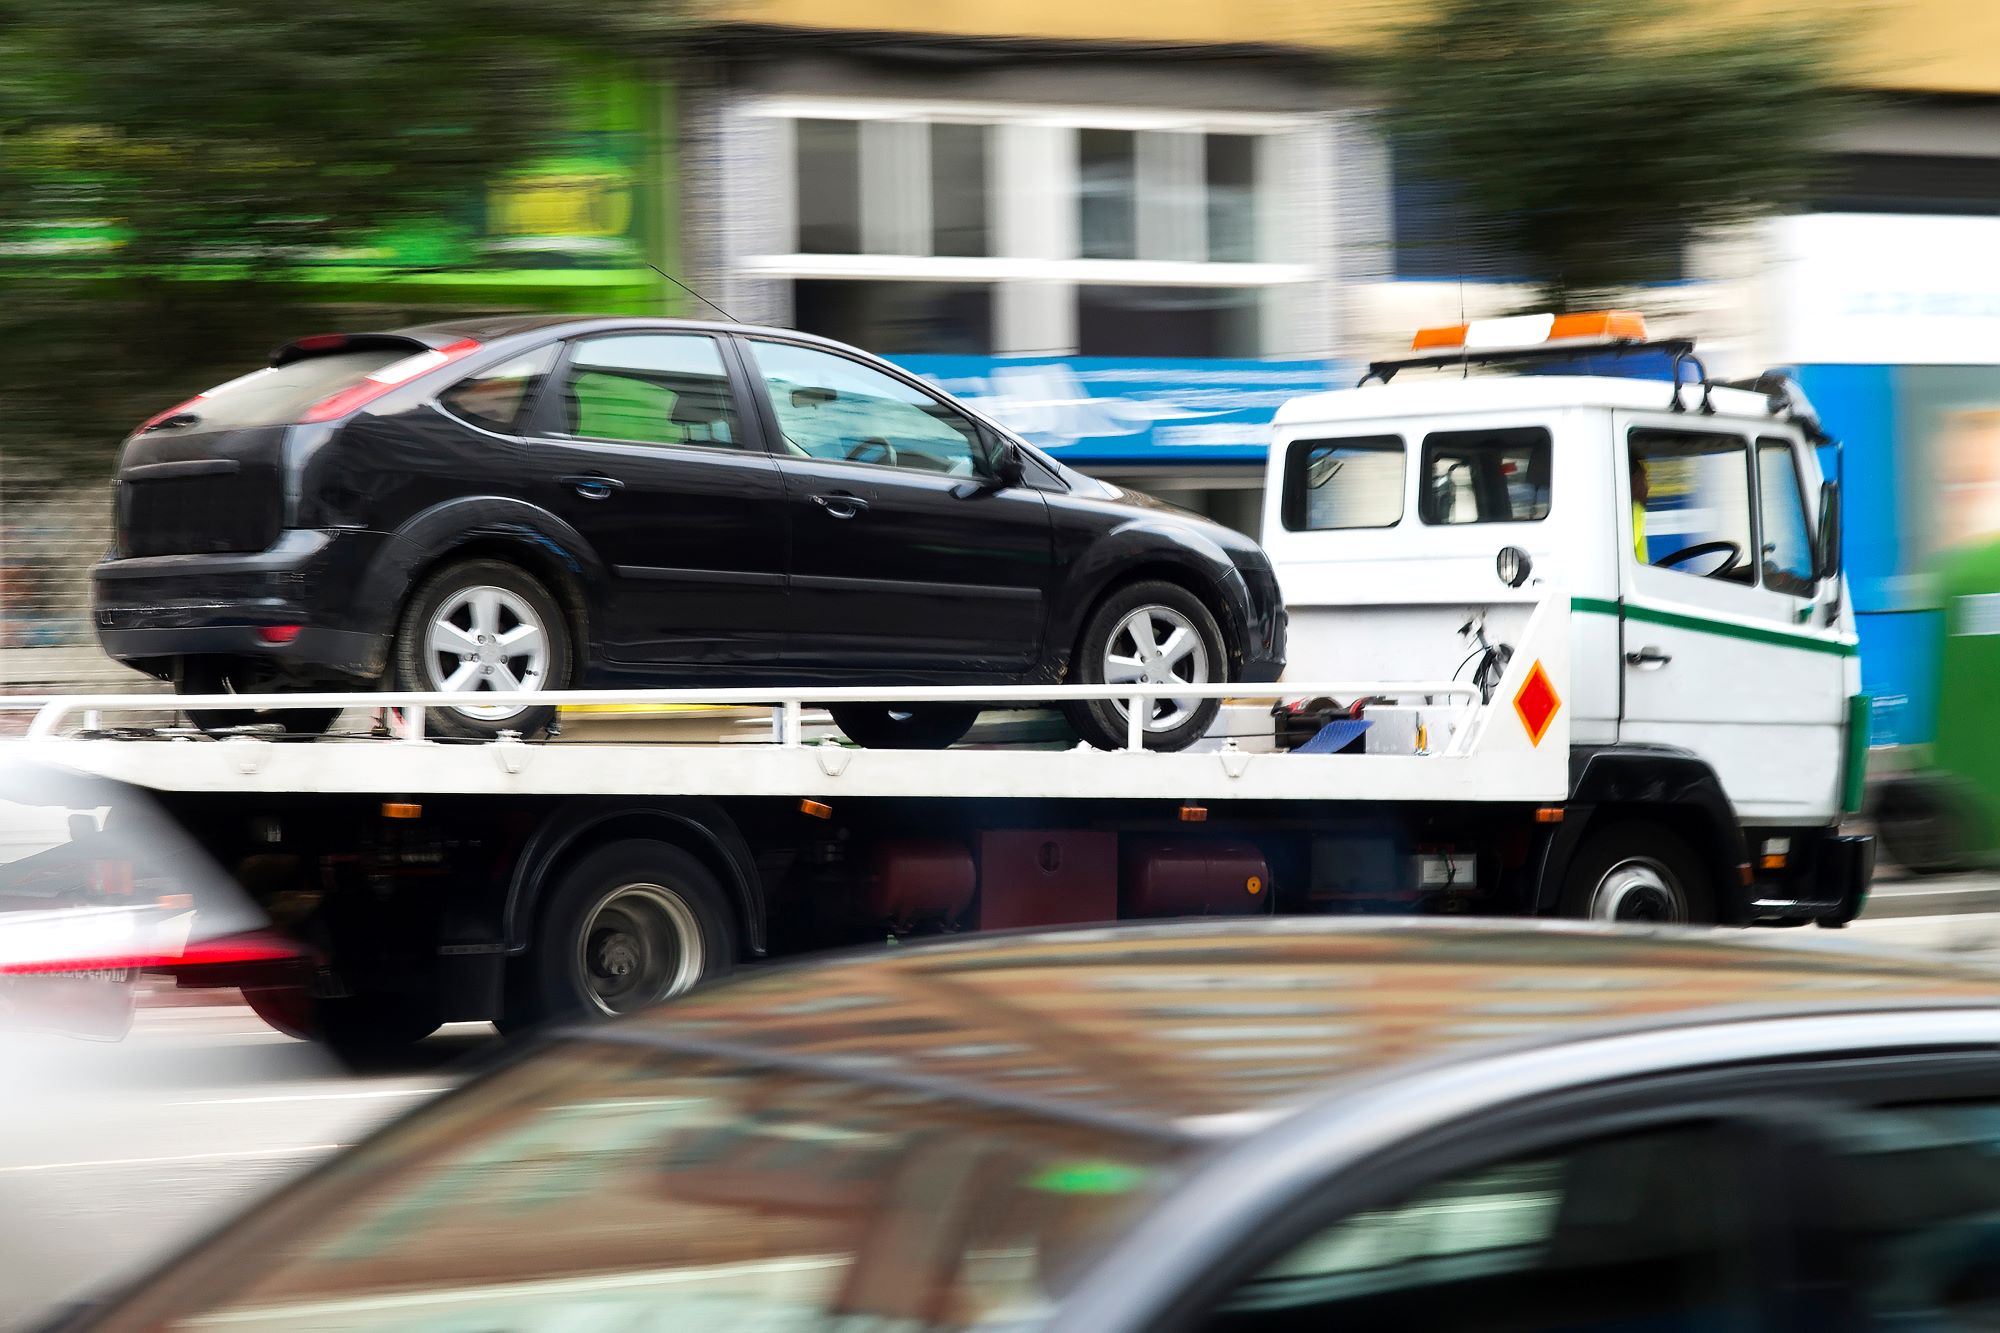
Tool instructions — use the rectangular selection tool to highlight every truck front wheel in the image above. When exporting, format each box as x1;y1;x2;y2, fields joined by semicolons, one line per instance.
1559;821;1713;925
511;839;738;1030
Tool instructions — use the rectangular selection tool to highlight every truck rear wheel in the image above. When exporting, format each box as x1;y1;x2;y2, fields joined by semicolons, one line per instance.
512;839;738;1030
242;987;441;1063
1559;821;1713;925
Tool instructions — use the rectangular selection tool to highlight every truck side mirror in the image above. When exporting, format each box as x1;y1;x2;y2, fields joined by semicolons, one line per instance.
1816;479;1842;583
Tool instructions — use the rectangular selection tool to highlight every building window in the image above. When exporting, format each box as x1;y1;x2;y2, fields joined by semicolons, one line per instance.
1206;135;1258;262
795;119;862;255
1812;153;2000;217
931;123;991;258
758;101;1305;361
1077;286;1261;358
791;280;995;356
1079;129;1139;260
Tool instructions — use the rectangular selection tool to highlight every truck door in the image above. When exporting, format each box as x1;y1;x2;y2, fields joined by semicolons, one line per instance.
1618;419;1847;823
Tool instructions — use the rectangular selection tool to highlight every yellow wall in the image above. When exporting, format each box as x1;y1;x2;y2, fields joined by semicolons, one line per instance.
708;0;2000;96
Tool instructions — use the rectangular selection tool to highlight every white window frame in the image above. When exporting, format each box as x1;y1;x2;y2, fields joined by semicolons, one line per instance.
746;95;1321;356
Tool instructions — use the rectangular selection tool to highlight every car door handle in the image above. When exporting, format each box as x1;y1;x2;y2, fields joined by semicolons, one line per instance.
812;493;870;518
1625;646;1672;669
560;474;624;500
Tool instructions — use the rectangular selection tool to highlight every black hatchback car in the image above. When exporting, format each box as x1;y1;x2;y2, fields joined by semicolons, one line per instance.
50;919;2000;1331
94;317;1285;748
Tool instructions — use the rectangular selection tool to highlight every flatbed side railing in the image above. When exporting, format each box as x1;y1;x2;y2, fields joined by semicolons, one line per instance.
16;680;1485;754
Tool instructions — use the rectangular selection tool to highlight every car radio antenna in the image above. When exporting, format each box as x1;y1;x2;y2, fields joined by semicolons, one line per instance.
644;261;742;325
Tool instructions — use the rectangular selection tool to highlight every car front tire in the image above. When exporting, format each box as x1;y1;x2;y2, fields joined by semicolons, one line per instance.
828;704;980;750
1065;580;1226;752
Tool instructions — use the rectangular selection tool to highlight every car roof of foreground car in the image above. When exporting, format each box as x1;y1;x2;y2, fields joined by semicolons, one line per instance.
602;918;2000;1138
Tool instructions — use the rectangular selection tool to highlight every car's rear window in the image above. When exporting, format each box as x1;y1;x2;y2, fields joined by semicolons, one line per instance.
96;1041;1184;1331
162;349;410;431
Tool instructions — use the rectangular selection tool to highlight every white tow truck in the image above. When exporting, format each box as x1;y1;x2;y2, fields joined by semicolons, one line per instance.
7;312;1873;1054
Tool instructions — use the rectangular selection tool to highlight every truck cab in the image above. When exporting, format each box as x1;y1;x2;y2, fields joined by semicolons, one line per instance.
1263;312;1868;917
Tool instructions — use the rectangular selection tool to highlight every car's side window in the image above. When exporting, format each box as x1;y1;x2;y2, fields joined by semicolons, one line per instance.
1811;1102;2000;1327
553;334;743;449
437;345;558;435
1419;427;1552;525
746;339;986;477
1629;428;1757;584
1756;438;1816;596
1190;1122;1767;1333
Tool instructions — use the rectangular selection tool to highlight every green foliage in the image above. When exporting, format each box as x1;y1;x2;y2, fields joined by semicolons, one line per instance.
1379;0;1851;306
0;1;679;474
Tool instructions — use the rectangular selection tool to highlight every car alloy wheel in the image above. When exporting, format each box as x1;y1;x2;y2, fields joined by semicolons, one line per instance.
423;585;552;722
1102;604;1212;733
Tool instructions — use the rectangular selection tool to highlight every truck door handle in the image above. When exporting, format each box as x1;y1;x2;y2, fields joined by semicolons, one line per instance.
812;493;870;518
1625;647;1672;669
560;474;624;500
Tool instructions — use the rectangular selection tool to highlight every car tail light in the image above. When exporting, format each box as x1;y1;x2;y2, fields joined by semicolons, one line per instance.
0;928;306;976
299;337;481;424
256;625;303;644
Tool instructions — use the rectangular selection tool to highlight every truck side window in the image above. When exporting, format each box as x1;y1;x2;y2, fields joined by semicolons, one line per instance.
1281;435;1405;531
1419;427;1551;524
1628;429;1756;585
1756;439;1816;596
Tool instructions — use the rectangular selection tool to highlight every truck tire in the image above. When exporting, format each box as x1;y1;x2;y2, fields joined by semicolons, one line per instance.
1065;580;1225;752
829;704;979;750
514;838;738;1028
1874;774;1974;877
392;559;570;741
1558;821;1714;925
242;987;440;1064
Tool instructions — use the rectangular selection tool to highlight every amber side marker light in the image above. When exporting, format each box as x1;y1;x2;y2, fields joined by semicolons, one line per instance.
1180;804;1209;823
1534;807;1565;824
381;803;422;820
801;799;832;820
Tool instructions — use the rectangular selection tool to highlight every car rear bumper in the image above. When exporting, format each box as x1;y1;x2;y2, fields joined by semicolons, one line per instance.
92;529;389;680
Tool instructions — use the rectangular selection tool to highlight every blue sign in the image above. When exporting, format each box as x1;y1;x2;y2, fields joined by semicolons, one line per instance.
891;356;1337;464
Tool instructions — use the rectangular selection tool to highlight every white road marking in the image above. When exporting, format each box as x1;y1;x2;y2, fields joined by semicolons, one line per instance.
0;1143;340;1173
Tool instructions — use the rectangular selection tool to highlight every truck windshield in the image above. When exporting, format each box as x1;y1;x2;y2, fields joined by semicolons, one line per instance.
97;1042;1185;1331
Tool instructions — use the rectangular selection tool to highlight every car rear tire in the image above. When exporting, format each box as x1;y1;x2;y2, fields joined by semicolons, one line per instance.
174;659;341;740
511;839;738;1030
1559;821;1714;925
829;704;980;750
1065;580;1225;752
392;559;571;741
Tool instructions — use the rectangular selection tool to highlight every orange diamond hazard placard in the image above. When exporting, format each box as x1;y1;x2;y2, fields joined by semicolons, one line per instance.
1512;660;1561;747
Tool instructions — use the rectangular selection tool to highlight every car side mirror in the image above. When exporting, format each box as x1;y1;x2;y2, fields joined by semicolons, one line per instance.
1816;479;1842;582
987;441;1026;489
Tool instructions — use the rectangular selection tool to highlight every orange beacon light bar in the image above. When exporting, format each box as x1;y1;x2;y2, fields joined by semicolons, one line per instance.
1411;310;1649;354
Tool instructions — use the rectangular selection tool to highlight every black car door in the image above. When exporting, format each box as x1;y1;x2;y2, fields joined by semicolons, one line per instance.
522;331;788;671
736;336;1053;676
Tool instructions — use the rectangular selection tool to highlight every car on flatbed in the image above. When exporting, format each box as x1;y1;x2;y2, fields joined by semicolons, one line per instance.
93;316;1285;750
51;919;2000;1332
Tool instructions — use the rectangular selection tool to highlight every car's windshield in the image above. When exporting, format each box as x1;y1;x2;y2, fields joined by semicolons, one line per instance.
93;1040;1185;1332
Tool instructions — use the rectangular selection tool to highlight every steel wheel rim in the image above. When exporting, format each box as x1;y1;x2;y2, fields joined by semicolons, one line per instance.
1102;605;1210;731
574;883;705;1016
424;585;550;722
1591;856;1687;923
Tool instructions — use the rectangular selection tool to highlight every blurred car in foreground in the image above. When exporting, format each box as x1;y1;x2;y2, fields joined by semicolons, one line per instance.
52;918;2000;1331
0;759;304;1040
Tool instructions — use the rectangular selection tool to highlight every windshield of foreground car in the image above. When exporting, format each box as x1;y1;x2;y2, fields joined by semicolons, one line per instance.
88;1041;1187;1332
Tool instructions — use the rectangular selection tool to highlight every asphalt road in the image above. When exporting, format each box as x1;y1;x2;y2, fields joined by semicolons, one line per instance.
5;875;2000;1328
